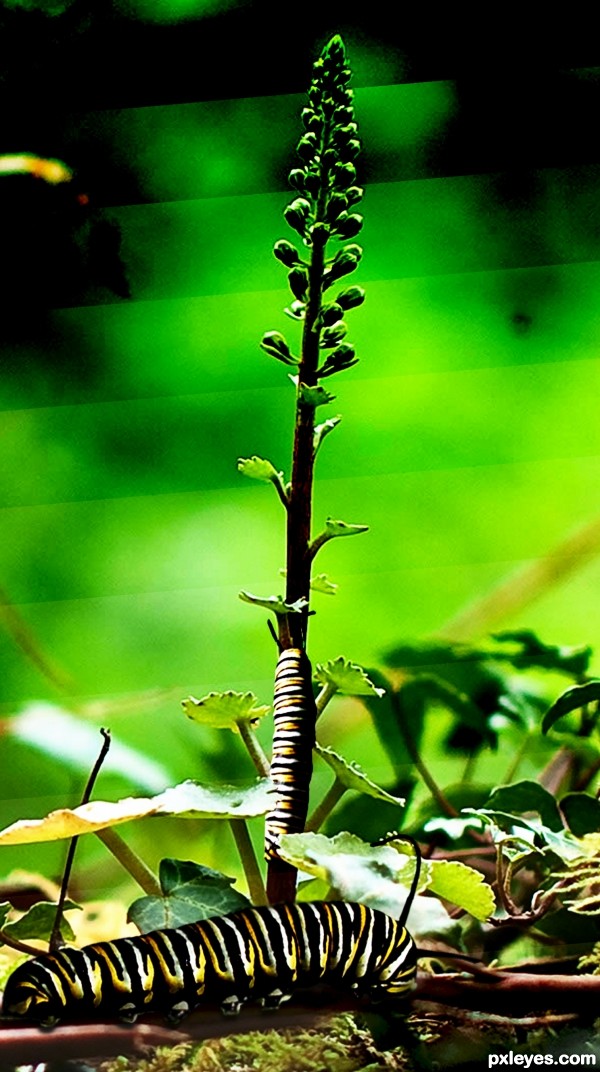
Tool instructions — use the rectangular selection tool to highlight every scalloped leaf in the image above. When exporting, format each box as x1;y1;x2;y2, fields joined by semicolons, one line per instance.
237;456;284;485
427;860;495;921
1;900;79;943
542;681;600;735
464;807;582;862
324;518;369;537
128;860;250;933
182;691;270;731
0;779;273;844
239;590;308;616
315;656;385;697
277;831;421;920
315;744;404;805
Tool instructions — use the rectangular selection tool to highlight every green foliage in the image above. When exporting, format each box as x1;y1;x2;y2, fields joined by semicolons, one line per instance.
128;859;249;932
182;690;270;731
542;680;600;734
314;744;404;804
315;657;385;697
0;899;79;944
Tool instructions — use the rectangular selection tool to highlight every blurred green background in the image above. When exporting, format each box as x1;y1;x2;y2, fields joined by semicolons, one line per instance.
1;2;600;903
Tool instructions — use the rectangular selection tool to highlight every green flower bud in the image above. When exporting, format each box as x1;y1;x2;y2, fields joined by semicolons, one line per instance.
336;285;365;309
319;302;344;326
320;320;348;348
333;213;363;239
303;170;321;197
288;266;309;301
273;239;301;268
284;300;306;320
297;133;318;162
332;161;356;188
284;197;311;237
318;343;358;378
288;168;308;192
260;331;298;366
325;192;348;222
346;186;363;205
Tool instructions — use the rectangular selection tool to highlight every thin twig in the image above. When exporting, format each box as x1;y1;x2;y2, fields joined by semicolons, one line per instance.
50;728;112;952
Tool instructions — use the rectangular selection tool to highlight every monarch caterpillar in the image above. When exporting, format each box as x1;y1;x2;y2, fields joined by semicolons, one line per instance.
264;646;316;861
1;898;418;1028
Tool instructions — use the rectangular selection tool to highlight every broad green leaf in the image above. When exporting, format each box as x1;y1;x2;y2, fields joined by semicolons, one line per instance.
0;902;11;929
237;456;284;485
315;657;385;697
0;779;272;844
314;744;405;805
154;779;273;819
239;590;308;616
542;681;600;735
128;860;249;932
182;691;270;731
427;860;495;921
277;831;421;921
2;900;79;943
561;794;600;837
485;781;563;832
324;517;369;537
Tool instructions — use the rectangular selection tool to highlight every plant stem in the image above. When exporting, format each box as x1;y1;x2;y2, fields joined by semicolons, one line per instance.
95;828;162;896
389;692;459;818
0;928;45;957
229;819;267;905
315;681;338;718
238;719;270;778
305;777;346;832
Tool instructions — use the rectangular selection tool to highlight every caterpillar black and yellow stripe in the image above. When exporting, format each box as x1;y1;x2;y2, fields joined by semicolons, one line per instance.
1;901;418;1027
264;647;316;861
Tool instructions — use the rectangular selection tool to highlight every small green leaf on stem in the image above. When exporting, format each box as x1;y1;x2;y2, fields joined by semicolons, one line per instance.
310;573;338;595
315;656;385;697
182;691;270;732
237;456;284;485
325;518;369;537
239;590;308;616
296;382;336;407
314;415;342;454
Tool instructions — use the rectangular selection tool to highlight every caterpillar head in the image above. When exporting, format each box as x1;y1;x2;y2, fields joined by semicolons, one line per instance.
2;959;63;1028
